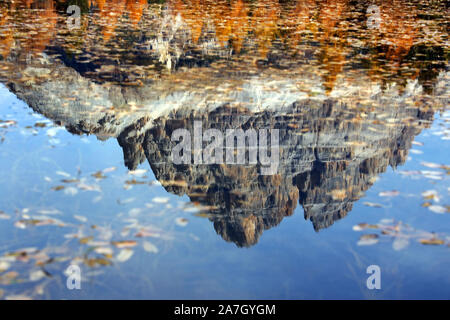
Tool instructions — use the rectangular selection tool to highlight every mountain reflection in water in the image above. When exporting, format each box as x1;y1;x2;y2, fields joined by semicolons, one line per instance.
0;0;448;249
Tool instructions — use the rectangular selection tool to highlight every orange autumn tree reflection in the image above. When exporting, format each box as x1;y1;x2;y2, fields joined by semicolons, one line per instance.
0;0;58;58
316;0;348;93
380;1;417;64
252;0;281;58
0;7;14;58
0;0;442;94
171;0;206;44
284;0;316;51
364;1;419;84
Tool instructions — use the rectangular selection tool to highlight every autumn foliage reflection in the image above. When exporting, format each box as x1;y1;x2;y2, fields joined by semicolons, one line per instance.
0;0;447;92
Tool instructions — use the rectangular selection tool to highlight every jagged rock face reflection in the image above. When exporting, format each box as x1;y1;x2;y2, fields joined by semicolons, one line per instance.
116;101;434;247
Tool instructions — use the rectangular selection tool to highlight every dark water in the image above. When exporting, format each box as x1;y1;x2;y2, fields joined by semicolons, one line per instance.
0;0;448;299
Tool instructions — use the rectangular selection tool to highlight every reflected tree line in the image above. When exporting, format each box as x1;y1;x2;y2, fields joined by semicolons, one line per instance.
0;0;448;93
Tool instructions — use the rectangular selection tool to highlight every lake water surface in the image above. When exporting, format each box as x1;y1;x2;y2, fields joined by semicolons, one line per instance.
0;0;448;299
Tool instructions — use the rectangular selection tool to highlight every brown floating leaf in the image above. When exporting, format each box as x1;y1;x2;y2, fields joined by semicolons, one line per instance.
419;238;445;245
125;179;146;185
352;223;378;231
91;171;106;179
175;217;189;227
357;234;379;246
111;240;137;248
134;230;159;238
363;202;383;208
79;236;94;244
51;185;65;191
84;258;112;267
61;179;80;183
378;190;400;197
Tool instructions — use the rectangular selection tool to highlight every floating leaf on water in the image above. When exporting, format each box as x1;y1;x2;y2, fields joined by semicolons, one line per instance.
119;197;135;204
419;238;445;245
111;240;137;248
14;221;27;229
363;202;383;208
423;174;443;180
5;294;32;300
421;190;439;201
175;217;189;227
128;169;147;176
34;122;47;128
55;171;71;178
392;237;410;251
0;261;10;272
64;187;78;196
428;205;447;214
37;209;61;215
352;223;378;231
128;208;142;216
102;167;117;173
135;230;160;238
94;247;113;257
0;211;10;220
46;127;64;137
77;183;101;192
0;120;17;128
34;284;45;296
64;233;79;239
79;236;94;244
74;215;88;223
15;218;65;228
84;258;112;267
379;190;400;197
91;171;106;179
29;269;46;282
120;228;131;237
92;195;103;203
51;185;65;191
116;249;134;262
357;234;379;246
420;161;444;169
125;179;146;185
152;197;169;204
0;271;19;285
61;178;80;183
142;241;158;254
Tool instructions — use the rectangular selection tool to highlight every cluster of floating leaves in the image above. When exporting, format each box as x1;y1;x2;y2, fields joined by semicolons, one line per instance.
0;162;204;300
353;219;450;249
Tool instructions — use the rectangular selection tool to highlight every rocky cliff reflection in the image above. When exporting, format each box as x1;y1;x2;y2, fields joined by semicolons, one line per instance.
0;0;448;247
133;102;435;246
4;74;442;246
